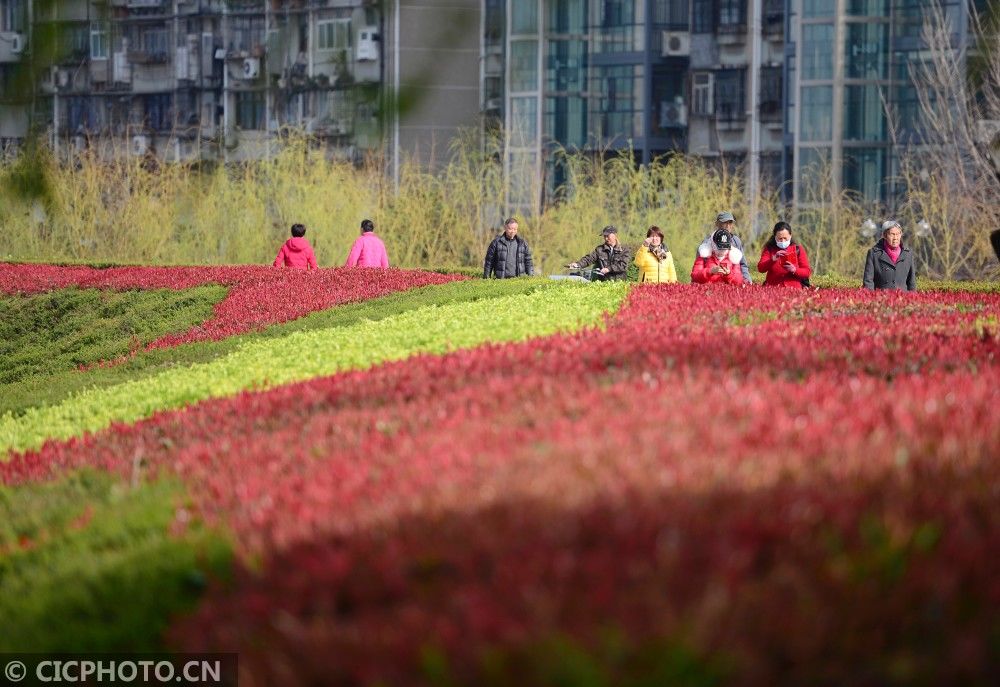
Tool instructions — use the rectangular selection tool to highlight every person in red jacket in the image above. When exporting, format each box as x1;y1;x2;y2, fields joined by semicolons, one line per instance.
691;229;745;285
757;221;812;288
273;223;318;270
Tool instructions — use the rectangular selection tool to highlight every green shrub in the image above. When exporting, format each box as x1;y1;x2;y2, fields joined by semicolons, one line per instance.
0;286;227;385
0;470;230;651
0;281;629;456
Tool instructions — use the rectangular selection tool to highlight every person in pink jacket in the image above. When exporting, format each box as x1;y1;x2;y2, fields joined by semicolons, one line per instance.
273;223;318;269
345;219;390;267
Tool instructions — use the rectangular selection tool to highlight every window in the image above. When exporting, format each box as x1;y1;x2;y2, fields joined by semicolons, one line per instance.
714;68;745;120
719;0;747;31
90;23;108;59
546;39;586;92
653;0;689;28
142;94;173;132
692;0;714;33
760;66;782;121
842;147;887;200
236;91;265;130
845;22;888;80
545;95;587;148
691;71;714;115
510;96;538;147
602;0;634;27
846;0;888;15
66;23;89;56
800;86;833;141
802;0;834;17
510;40;539;92
317;19;350;51
231;15;265;53
594;64;642;139
511;1;538;33
801;24;834;80
844;85;886;141
549;0;587;33
140;28;168;58
1;0;25;32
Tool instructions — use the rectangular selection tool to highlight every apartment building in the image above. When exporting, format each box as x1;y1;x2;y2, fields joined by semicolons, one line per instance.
0;0;482;165
785;0;989;206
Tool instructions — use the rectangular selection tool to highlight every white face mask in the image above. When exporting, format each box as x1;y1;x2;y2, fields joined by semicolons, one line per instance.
713;250;729;261
775;239;791;250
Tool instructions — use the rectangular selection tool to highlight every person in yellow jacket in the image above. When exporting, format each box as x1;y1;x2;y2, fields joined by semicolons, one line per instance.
633;226;678;283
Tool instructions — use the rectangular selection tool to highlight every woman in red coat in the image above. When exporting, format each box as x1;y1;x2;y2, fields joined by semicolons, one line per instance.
757;221;811;288
691;229;745;285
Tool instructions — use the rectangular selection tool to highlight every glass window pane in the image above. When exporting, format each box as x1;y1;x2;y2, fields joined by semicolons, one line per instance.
845;22;888;80
510;96;538;147
846;0;889;15
511;1;538;34
801;24;833;80
842;147;887;200
844;85;886;141
803;0;834;17
800;86;832;141
510;40;539;92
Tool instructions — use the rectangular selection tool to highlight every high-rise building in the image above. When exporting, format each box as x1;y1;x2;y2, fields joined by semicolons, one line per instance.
485;0;786;212
785;0;985;206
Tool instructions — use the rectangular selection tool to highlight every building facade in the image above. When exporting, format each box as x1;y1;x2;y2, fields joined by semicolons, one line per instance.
486;0;787;211
785;0;986;206
0;0;482;166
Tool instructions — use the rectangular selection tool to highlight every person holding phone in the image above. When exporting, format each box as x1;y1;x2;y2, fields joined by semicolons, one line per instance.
758;221;812;288
691;229;745;285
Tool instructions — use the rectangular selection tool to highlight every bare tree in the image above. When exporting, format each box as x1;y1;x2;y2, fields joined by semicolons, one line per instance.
895;1;1000;277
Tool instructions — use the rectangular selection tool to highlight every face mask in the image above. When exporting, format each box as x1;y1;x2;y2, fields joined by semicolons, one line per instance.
713;250;729;261
776;239;790;250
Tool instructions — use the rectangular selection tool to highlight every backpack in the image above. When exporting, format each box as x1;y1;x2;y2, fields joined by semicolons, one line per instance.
795;245;812;288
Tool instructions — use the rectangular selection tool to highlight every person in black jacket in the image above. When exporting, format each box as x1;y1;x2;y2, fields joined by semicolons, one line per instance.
862;220;917;291
483;218;535;278
568;226;631;281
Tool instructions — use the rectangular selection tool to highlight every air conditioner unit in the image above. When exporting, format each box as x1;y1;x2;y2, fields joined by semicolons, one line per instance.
241;57;260;79
662;31;690;57
356;27;379;61
660;96;688;128
132;134;150;156
10;32;25;54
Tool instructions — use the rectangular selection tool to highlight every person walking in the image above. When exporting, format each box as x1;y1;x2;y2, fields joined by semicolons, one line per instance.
483;217;535;278
758;221;812;288
862;220;917;291
273;223;318;270
345;219;390;267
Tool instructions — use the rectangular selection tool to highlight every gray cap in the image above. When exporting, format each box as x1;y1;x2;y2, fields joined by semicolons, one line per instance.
602;225;618;237
716;211;735;223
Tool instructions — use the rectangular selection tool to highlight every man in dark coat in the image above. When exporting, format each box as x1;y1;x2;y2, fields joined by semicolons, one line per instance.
863;220;917;291
569;226;631;281
483;218;535;278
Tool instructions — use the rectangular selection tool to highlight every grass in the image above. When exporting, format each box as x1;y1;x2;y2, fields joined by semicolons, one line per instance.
0;285;227;386
0;278;558;418
0;470;230;652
